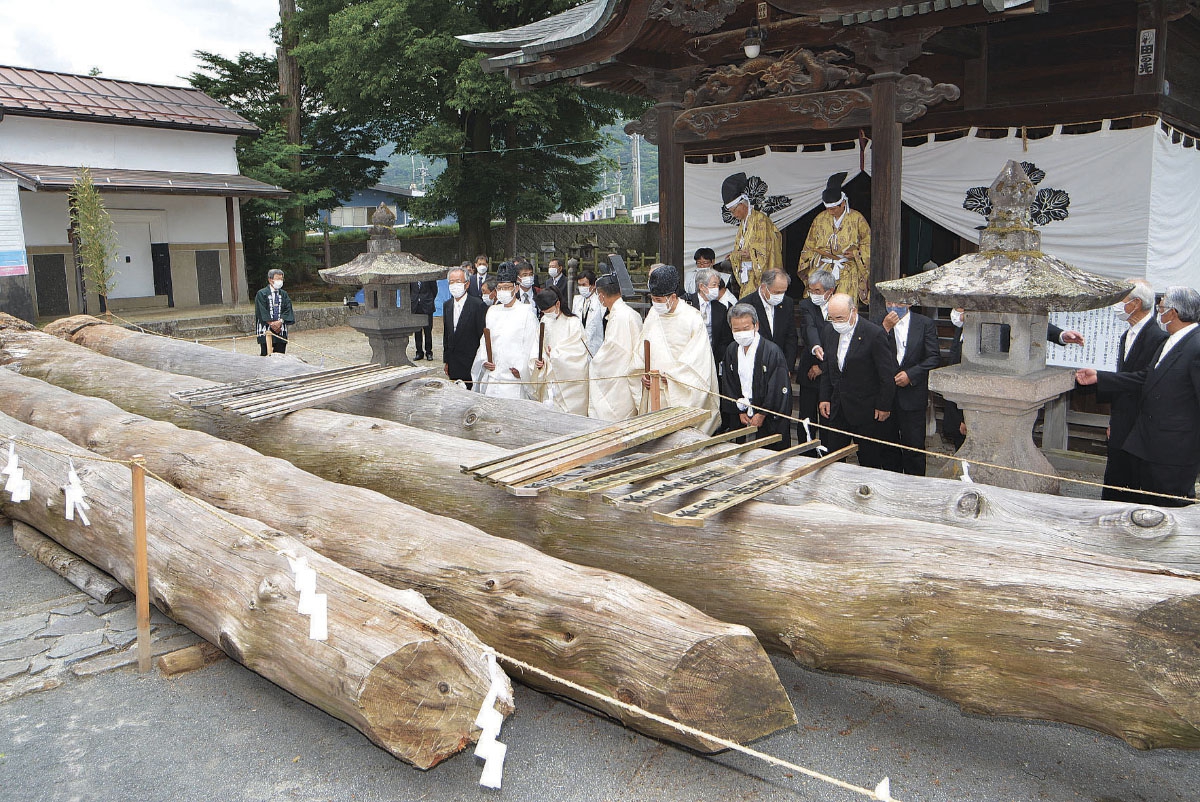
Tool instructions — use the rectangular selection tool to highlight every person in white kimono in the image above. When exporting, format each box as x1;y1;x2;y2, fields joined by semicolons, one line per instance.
471;262;539;400
587;273;643;421
530;289;590;416
571;269;605;357
632;264;720;434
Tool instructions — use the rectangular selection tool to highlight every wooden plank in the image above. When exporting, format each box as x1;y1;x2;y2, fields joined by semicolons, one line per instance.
504;453;650;497
550;426;757;488
173;363;386;404
551;433;779;499
606;439;822;511
238;369;421;418
653;445;857;528
215;365;392;409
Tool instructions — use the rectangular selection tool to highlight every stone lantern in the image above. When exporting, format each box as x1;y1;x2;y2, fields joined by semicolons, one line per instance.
878;161;1131;494
319;203;448;367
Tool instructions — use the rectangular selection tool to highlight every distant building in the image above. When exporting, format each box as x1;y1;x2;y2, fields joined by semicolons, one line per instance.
0;65;287;322
555;192;627;223
318;184;458;230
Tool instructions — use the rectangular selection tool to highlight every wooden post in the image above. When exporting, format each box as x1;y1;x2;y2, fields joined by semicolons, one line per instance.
1042;392;1070;452
655;102;684;286
868;73;902;320
649;370;662;412
130;454;151;673
483;328;493;365
265;327;275;355
225;197;239;306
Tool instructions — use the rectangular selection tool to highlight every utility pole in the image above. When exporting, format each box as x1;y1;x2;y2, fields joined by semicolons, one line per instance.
278;0;305;274
631;133;642;208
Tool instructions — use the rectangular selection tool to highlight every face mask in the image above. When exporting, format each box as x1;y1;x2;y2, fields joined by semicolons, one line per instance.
520;276;535;289
477;266;488;275
652;301;670;315
271;280;283;290
1112;301;1132;322
448;282;466;299
548;268;560;279
886;305;908;319
482;295;494;306
706;287;721;301
765;291;785;307
1158;310;1172;332
732;330;755;347
497;290;514;305
811;293;828;307
831;315;855;336
543;310;559;320
579;287;592;299
950;309;964;328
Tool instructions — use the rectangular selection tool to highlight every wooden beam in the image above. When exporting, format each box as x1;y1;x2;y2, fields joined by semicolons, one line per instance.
869;72;902;319
657;102;686;274
225;196;238;305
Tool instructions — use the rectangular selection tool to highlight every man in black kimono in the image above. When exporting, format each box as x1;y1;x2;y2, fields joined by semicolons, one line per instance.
719;303;793;450
255;269;294;356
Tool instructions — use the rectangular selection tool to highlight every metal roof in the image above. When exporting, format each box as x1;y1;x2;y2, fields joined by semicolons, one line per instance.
0;163;289;198
457;0;622;70
0;65;260;135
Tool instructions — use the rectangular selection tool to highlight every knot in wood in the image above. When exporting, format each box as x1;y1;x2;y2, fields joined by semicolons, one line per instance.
955;491;984;519
856;484;872;498
463;409;480;427
1130;508;1167;529
617;687;640;706
563;631;575;643
437;681;450;694
483;578;496;590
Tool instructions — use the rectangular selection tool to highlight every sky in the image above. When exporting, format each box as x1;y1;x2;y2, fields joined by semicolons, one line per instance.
0;0;279;87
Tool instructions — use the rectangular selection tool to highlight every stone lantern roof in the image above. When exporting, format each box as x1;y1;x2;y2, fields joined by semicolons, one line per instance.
878;161;1131;314
319;203;446;286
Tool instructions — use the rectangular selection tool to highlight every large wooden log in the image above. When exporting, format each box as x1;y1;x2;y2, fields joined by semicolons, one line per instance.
46;317;1200;569
8;317;1200;749
13;520;130;603
45;316;592;450
0;411;505;769
0;357;794;750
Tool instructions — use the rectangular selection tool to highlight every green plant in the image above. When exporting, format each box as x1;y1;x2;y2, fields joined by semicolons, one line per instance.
69;167;118;311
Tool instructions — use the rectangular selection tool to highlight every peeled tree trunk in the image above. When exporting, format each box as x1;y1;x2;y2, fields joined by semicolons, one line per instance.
48;316;1200;570
0;411;506;770
0;345;794;751
9;315;1200;749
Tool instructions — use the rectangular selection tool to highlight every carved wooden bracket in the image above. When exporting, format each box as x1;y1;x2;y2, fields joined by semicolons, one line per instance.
849;26;941;73
894;74;961;122
648;0;744;34
682;48;866;109
625;106;661;146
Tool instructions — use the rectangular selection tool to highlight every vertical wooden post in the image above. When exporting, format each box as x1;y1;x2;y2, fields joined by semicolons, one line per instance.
868;73;902;321
225;197;239;306
130;455;152;673
655;102;685;290
266;328;275;355
649;370;663;412
1042;392;1070;452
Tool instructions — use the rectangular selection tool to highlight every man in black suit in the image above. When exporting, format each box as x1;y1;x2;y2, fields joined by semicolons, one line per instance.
797;268;835;443
1077;286;1200;507
409;278;439;360
743;269;798;380
880;301;941;475
547;258;569;303
942;308;967;449
442;266;488;388
684;267;734;365
818;293;898;469
719;304;793;450
1093;281;1168;502
468;255;488;297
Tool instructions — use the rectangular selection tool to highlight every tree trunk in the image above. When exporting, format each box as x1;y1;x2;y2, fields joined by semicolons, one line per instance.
0;410;506;769
0;358;793;750
13;520;130;604
9;315;1200;748
44;316;1200;570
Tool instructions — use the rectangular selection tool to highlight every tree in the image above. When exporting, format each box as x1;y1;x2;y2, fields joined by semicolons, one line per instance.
69;167;118;314
188;51;385;285
292;0;647;257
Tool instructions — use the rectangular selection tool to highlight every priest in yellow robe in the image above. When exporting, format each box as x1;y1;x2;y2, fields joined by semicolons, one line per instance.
530;289;590;416
630;264;720;434
722;172;782;299
798;172;871;306
588;274;643;421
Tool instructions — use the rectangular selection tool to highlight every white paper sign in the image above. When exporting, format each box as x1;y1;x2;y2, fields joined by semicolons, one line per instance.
1047;308;1125;371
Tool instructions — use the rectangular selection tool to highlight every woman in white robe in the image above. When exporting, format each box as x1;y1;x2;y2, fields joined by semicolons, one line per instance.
530;289;590;416
471;265;539;400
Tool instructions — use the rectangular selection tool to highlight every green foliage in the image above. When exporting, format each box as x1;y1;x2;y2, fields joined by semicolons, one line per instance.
292;0;648;254
68;167;118;303
188;50;385;284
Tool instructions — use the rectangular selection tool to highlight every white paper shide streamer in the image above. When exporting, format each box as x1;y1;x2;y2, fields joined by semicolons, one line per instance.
474;651;512;789
801;418;828;455
3;442;31;503
287;555;328;641
62;458;90;525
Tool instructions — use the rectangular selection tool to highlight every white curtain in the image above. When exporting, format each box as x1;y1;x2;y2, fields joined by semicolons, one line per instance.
683;121;1200;290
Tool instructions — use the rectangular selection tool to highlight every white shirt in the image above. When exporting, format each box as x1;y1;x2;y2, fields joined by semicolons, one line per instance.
1155;322;1198;367
452;294;467;328
759;291;775;336
891;312;911;364
737;333;761;407
1122;313;1151;362
837;318;857;370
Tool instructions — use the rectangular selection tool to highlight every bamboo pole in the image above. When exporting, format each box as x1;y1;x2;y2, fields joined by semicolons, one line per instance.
130;454;151;673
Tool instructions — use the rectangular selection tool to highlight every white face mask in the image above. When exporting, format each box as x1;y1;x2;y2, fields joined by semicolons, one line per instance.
448;282;466;299
706;286;721;301
543;310;559;320
1158;310;1172;332
765;290;785;307
732;330;756;347
548;268;560;279
497;290;514;305
482;295;494;306
579;287;592;299
520;276;535;289
950;309;964;328
652;301;670;315
831;314;855;336
811;292;828;307
271;280;283;290
1112;301;1132;322
477;265;488;275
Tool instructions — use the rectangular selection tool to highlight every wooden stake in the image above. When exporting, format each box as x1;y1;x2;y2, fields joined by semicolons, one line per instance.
130;454;152;673
537;321;545;362
649;369;662;412
643;339;651;374
483;328;493;365
265;327;275;355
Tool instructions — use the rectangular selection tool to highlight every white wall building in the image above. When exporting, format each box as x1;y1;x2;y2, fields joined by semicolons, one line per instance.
0;65;287;322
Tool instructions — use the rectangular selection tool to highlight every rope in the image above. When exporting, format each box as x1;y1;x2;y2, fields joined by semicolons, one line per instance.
1;432;900;802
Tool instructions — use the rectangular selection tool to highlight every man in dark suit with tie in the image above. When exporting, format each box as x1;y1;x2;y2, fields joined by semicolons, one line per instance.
442;266;488;388
1093;281;1168;502
743;269;798;379
547;258;569;303
819;293;898;469
797;269;835;443
879;301;941;475
468;256;488;297
1077;285;1200;506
